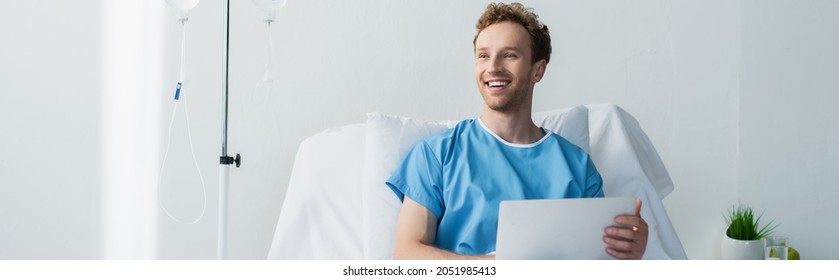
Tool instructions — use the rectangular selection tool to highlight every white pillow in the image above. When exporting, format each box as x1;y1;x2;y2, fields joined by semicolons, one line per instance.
360;106;590;259
532;106;591;154
360;113;457;259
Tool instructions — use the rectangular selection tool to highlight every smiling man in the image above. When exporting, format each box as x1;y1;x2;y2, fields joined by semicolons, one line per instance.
386;2;649;260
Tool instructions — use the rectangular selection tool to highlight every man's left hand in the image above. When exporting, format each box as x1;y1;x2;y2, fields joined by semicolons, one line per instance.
603;199;648;260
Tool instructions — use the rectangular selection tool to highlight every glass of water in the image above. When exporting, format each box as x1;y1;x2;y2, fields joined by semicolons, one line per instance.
764;236;788;260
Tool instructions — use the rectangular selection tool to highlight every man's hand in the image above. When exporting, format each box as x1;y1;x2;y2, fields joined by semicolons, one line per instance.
603;199;648;260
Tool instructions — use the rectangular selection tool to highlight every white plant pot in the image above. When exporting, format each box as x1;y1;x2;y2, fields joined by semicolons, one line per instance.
720;233;764;260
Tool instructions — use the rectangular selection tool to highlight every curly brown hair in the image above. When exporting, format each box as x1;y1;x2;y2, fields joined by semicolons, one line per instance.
472;2;551;64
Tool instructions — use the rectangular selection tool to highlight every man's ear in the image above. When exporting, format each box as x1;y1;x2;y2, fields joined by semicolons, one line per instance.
531;59;547;84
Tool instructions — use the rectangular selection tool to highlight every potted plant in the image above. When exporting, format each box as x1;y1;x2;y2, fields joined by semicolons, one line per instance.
720;205;778;259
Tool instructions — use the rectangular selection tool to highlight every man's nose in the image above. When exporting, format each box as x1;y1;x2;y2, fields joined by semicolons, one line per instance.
488;58;503;73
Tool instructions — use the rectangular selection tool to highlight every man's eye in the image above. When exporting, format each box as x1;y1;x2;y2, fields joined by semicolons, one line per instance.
505;53;517;58
477;53;489;59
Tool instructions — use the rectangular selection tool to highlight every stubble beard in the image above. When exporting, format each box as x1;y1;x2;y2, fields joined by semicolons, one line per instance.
482;80;532;113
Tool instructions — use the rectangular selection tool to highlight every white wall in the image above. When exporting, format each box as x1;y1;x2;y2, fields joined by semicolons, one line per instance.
739;0;839;260
0;1;102;259
1;0;836;260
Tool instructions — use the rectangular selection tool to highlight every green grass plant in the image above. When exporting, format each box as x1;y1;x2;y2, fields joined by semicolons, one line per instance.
724;205;778;241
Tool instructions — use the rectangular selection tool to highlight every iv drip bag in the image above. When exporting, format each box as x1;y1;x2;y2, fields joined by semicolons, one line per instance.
166;0;199;10
166;0;200;22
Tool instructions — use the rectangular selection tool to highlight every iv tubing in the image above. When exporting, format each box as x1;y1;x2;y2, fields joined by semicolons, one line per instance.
157;19;208;225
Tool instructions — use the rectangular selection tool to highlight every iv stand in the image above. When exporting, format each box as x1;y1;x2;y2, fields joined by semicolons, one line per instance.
218;0;241;260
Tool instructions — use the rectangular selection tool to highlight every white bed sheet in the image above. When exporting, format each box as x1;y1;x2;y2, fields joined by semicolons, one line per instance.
267;124;366;259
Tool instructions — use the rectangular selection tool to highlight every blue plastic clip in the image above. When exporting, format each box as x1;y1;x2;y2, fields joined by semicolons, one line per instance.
174;82;182;100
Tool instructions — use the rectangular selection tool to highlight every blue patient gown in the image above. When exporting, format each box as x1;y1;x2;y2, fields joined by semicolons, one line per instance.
386;118;603;255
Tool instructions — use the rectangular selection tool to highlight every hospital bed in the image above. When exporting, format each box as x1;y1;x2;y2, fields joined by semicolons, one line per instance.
267;104;687;259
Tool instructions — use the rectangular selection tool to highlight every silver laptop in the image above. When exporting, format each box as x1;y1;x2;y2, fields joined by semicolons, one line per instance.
495;197;635;260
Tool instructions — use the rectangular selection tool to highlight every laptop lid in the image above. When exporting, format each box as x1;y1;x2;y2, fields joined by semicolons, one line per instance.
495;197;635;260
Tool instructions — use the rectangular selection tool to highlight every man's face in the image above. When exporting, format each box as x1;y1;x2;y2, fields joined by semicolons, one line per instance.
474;21;544;113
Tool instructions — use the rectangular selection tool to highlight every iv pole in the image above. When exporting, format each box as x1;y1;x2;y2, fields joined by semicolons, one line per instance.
218;0;241;260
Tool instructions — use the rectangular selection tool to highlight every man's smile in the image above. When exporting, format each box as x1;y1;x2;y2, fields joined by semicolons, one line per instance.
484;78;511;92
